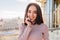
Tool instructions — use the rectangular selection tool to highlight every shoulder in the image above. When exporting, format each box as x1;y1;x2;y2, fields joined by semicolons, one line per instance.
19;23;26;29
39;23;49;33
39;23;48;30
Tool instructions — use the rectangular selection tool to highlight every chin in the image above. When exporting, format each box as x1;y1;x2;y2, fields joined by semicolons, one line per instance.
31;20;35;22
31;18;36;21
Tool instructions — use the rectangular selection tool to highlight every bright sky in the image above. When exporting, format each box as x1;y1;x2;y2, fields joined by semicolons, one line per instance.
0;0;51;19
0;0;37;19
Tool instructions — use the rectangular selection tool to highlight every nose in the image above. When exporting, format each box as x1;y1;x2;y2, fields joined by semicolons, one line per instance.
30;12;33;16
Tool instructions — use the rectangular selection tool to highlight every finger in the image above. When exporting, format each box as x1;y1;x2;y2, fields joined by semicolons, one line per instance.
26;18;30;21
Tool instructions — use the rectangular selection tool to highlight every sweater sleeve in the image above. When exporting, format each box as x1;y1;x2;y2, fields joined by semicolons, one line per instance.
42;25;49;40
18;23;32;40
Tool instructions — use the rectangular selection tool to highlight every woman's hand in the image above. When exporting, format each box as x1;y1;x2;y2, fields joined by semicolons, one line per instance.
25;17;32;27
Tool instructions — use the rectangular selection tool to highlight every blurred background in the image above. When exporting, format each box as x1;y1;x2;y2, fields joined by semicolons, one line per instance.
0;0;60;40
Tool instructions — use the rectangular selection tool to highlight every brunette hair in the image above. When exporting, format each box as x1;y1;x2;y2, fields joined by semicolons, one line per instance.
24;3;44;25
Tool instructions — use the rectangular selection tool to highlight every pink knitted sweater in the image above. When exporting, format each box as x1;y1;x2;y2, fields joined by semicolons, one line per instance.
18;23;49;40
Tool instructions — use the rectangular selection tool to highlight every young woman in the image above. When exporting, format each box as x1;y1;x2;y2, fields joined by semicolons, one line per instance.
18;3;49;40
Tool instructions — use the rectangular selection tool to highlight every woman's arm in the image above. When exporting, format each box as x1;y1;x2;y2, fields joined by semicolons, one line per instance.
18;23;25;37
18;24;32;40
42;25;49;40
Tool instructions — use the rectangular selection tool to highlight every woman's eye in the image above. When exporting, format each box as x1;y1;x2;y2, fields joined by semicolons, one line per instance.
28;10;31;13
28;10;37;14
34;11;37;14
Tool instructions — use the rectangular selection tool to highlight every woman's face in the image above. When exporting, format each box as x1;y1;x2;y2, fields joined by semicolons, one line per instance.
27;5;37;22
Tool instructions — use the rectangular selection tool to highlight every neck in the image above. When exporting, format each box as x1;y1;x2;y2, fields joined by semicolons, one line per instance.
32;21;35;25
